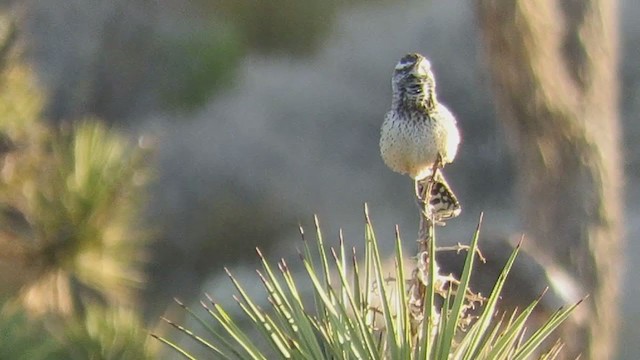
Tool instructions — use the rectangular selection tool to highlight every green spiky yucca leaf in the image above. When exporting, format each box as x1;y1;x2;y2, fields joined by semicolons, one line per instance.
0;19;151;312
156;206;581;359
0;121;151;314
0;20;153;358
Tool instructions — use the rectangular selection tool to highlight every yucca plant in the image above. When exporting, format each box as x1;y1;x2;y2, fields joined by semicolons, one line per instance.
46;304;153;360
0;13;154;359
0;14;151;315
155;203;581;359
0;118;150;314
0;302;153;360
0;307;58;360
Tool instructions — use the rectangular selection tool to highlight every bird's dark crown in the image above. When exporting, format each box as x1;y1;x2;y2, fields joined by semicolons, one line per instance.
395;53;424;73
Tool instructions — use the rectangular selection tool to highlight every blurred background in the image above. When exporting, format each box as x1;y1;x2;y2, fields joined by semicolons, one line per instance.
0;0;637;358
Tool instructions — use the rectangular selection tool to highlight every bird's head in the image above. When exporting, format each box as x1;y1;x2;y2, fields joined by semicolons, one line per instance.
391;53;437;109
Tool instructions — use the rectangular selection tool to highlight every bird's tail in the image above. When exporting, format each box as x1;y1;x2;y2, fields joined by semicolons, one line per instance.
422;171;461;221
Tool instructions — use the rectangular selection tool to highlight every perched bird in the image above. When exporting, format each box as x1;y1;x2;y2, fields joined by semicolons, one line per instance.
379;53;461;220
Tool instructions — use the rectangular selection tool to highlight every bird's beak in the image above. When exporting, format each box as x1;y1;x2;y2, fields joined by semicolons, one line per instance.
413;58;431;76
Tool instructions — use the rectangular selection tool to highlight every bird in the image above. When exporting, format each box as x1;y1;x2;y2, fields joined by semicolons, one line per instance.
379;53;461;221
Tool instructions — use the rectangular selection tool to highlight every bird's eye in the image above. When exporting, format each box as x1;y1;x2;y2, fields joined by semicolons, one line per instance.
395;54;421;71
395;61;416;72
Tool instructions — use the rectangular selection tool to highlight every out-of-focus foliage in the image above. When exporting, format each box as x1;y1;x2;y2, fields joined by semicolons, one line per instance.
17;1;246;119
0;308;57;360
48;305;152;360
0;26;150;308
0;14;154;358
206;0;335;55
158;24;244;111
0;114;150;313
0;304;151;360
20;0;395;119
194;0;390;55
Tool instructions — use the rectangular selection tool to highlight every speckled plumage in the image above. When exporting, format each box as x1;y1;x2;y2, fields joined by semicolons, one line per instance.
380;53;460;181
380;53;461;220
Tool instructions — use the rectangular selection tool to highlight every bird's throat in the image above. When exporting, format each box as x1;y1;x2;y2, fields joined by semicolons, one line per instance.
393;90;437;114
